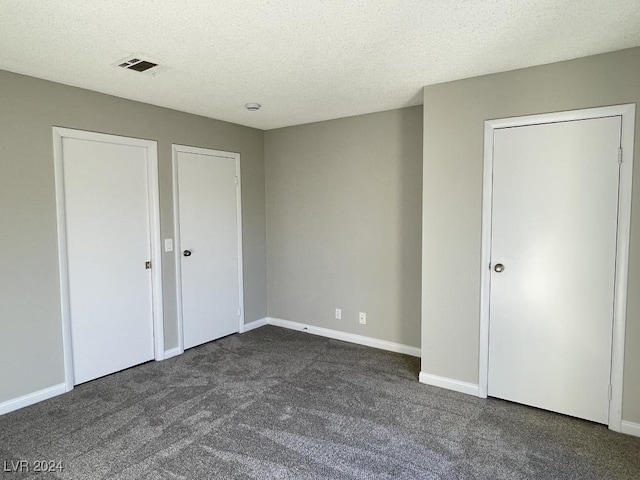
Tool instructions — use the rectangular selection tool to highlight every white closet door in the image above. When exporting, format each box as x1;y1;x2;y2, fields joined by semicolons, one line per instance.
62;136;155;384
488;116;621;424
175;149;240;349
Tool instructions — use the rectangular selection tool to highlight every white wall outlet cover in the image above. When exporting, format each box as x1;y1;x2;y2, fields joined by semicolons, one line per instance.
335;308;341;320
164;239;173;252
359;312;366;324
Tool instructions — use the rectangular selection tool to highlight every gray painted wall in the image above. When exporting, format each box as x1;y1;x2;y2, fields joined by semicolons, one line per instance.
421;47;640;423
265;107;423;347
0;70;266;403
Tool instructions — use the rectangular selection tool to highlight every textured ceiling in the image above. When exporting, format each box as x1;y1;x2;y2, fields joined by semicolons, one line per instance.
1;1;639;130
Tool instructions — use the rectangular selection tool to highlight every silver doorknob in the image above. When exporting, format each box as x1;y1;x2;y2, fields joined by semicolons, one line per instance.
494;263;505;273
183;250;192;257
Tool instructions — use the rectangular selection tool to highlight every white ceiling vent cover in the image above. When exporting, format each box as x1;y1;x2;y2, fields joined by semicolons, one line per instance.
113;56;165;76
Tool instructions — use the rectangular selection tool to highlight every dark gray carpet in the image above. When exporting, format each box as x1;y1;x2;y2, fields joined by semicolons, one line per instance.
1;325;639;479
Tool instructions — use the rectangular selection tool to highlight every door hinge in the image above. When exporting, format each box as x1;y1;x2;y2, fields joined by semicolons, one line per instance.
618;148;623;164
608;384;612;400
145;261;152;270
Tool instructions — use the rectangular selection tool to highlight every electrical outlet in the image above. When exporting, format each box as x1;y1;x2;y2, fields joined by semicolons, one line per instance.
335;308;342;320
359;312;366;325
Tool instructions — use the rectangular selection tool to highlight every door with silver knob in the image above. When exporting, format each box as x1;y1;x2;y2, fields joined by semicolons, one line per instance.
57;131;157;385
174;146;243;350
487;116;621;424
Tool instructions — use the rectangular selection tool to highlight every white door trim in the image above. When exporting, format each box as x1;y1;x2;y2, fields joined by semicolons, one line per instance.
478;104;636;432
53;127;165;392
172;144;245;355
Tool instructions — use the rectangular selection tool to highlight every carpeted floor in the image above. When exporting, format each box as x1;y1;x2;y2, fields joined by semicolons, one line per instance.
1;325;639;479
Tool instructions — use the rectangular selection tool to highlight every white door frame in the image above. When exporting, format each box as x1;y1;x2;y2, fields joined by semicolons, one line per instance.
53;127;165;392
478;104;636;432
172;144;245;355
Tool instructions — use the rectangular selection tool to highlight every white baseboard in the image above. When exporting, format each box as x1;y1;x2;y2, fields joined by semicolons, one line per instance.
242;317;269;333
163;347;182;360
0;383;66;416
419;371;480;397
620;420;640;438
266;317;420;357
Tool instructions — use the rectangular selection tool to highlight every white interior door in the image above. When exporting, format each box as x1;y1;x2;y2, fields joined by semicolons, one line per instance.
488;116;621;424
175;148;241;350
61;135;156;385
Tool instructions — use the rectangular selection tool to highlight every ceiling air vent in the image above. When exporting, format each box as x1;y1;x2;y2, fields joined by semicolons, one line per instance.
113;55;166;76
118;58;158;72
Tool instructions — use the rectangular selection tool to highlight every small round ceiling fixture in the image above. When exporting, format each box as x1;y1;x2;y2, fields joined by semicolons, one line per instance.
245;102;261;111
